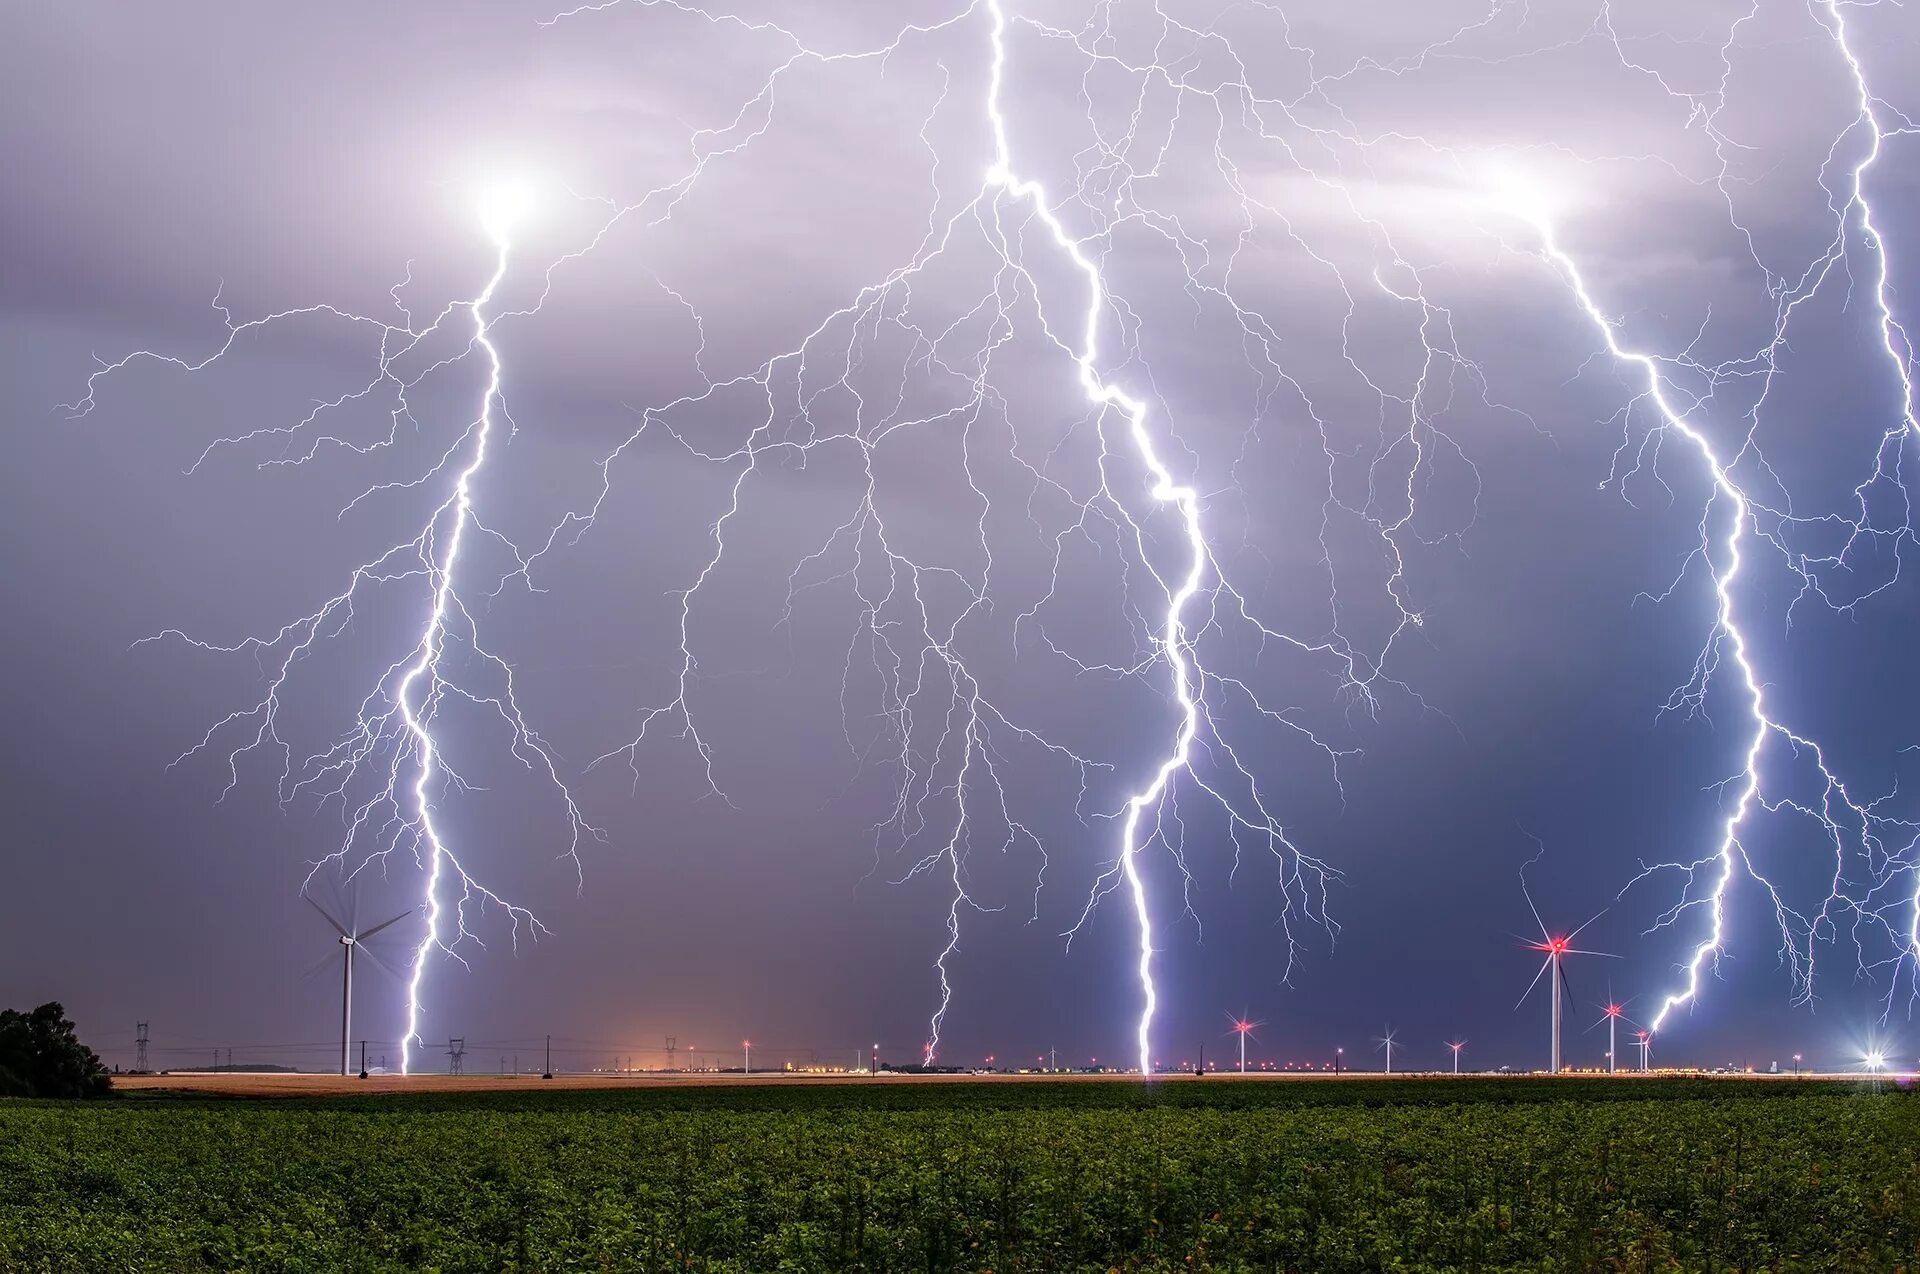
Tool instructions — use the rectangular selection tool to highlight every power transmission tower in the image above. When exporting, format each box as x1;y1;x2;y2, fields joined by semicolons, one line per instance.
135;1022;149;1072
665;1036;677;1071
447;1038;466;1076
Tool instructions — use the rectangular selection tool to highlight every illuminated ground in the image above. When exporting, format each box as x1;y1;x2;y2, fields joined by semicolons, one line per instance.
111;1068;1877;1098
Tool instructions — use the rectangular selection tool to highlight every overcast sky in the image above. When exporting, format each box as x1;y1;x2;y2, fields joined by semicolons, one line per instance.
5;0;1919;1075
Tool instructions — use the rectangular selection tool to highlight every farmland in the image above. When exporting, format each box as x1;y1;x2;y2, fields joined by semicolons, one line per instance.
3;1077;1916;1270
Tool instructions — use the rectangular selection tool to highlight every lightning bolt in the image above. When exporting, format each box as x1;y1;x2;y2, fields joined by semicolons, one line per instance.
979;0;1202;1077
530;0;1432;1072
63;0;1920;1068
68;192;597;1073
1508;0;1920;1035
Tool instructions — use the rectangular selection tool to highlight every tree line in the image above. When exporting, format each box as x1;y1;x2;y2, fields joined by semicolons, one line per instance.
0;1002;110;1098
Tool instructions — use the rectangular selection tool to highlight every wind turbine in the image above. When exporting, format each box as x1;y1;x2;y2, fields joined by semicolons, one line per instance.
1226;1013;1262;1074
1633;1028;1651;1072
1376;1026;1398;1075
1515;882;1615;1074
1587;993;1637;1075
1447;1039;1466;1075
306;896;411;1077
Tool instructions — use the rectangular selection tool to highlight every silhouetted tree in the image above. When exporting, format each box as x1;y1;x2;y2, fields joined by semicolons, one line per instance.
0;1002;112;1098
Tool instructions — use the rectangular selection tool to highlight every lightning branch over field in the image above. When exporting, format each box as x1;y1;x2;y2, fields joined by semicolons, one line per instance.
531;0;1489;1072
63;0;1920;1063
1501;0;1920;1033
531;0;1920;1049
68;190;598;1073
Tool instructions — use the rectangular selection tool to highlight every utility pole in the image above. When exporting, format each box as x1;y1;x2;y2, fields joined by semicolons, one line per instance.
666;1036;677;1072
135;1022;149;1072
543;1034;552;1080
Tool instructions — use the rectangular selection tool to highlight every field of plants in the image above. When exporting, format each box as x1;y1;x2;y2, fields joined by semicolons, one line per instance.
2;1077;1916;1271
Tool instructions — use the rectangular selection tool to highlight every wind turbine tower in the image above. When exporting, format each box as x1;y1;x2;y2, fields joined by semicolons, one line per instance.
1226;1014;1261;1074
1447;1039;1465;1075
1377;1027;1398;1075
306;897;412;1077
1601;1001;1625;1075
1516;884;1614;1074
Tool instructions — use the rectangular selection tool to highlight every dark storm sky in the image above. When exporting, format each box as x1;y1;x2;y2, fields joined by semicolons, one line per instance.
5;0;1920;1076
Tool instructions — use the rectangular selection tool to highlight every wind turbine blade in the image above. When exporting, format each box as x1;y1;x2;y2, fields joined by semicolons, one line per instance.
1519;877;1548;941
1566;905;1610;942
299;949;339;982
1562;948;1621;958
1514;955;1553;1010
353;941;400;980
304;894;349;938
355;908;416;941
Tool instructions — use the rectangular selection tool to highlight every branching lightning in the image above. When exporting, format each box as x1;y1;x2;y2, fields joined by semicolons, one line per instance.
70;188;598;1072
1505;0;1920;1034
65;0;1920;1064
528;0;1472;1071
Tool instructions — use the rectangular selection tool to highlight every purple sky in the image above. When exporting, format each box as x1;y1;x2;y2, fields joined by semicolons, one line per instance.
4;0;1920;1075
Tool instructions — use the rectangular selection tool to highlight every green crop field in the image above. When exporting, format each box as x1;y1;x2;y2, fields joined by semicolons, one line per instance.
3;1078;1916;1271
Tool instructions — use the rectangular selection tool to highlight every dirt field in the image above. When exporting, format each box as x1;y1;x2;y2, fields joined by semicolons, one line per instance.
113;1070;1228;1097
110;1068;1841;1098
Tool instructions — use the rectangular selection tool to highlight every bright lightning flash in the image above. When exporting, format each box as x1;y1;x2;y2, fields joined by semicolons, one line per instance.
65;0;1920;1069
69;182;597;1073
529;0;1425;1076
1506;0;1920;1039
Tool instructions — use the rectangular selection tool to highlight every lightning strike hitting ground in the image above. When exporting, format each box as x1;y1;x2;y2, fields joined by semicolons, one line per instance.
1507;0;1920;1035
68;192;597;1073
62;0;1920;1064
534;0;1458;1070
